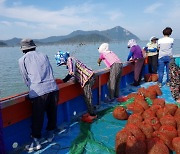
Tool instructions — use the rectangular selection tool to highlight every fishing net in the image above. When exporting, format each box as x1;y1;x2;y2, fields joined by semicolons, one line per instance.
151;74;158;82
139;121;154;139
174;116;180;129
69;94;177;154
142;109;156;120
126;135;146;154
152;131;174;150
146;137;169;154
69;98;134;154
144;74;152;82
113;107;128;120
164;104;178;116
159;125;178;139
160;114;177;128
115;128;130;154
152;98;165;107
150;104;162;113
144;117;161;131
175;108;180;116
127;103;144;114
156;107;170;119
127;113;143;125
172;137;180;154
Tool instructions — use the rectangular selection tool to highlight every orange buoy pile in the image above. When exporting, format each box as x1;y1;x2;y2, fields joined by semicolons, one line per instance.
115;84;180;154
144;73;158;82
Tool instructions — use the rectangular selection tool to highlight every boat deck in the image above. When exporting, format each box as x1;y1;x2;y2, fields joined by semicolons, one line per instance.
11;81;176;154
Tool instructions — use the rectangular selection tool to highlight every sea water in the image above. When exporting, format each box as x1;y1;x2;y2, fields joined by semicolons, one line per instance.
0;40;180;98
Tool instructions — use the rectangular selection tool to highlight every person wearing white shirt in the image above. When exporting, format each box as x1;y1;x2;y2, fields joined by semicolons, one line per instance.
157;27;174;87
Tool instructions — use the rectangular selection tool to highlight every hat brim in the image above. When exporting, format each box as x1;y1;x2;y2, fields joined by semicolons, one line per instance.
20;45;36;51
151;38;158;41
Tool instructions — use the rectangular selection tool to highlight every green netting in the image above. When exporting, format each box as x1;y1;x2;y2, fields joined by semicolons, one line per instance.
145;97;153;106
69;98;135;154
69;97;167;154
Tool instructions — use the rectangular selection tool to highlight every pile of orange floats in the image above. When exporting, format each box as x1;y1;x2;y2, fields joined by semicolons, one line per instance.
114;84;180;154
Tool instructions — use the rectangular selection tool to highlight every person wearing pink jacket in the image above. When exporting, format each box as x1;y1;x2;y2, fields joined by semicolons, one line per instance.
97;43;123;102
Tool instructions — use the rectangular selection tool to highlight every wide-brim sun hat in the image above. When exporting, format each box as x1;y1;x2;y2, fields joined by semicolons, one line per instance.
20;38;36;50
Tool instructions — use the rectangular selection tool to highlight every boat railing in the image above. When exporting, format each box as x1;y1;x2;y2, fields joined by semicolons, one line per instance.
0;60;148;152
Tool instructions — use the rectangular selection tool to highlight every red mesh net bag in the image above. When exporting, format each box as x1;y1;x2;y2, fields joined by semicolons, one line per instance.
137;87;147;96
164;104;178;116
159;125;178;139
177;127;180;137
139;121;154;139
116;128;131;154
144;89;157;99
174;116;180;129
127;113;143;125
175;108;180;116
156;107;170;119
151;73;158;82
127;93;138;99
145;117;161;131
125;124;145;141
172;137;180;154
113;107;128;120
150;105;162;113
134;94;145;101
149;85;162;96
127;103;144;114
142;109;156;120
160;114;177;128
152;98;165;108
134;99;149;110
145;85;162;99
126;136;146;154
144;74;152;82
152;131;174;150
146;137;169;154
126;102;134;109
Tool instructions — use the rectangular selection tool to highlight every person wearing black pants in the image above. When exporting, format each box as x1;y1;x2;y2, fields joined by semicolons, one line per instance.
31;91;59;139
145;36;159;74
148;54;158;73
18;39;59;152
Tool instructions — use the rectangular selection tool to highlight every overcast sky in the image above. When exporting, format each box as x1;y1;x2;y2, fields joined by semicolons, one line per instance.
0;0;180;40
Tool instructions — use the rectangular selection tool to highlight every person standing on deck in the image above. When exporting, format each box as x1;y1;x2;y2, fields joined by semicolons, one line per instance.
97;43;123;102
169;54;180;103
55;51;97;122
127;39;144;86
157;27;174;87
18;39;59;152
144;36;159;74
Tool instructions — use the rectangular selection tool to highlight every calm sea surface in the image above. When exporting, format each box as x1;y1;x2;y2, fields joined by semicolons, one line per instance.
0;40;180;99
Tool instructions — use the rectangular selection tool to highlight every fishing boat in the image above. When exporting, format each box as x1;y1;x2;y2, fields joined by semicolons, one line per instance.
0;59;177;153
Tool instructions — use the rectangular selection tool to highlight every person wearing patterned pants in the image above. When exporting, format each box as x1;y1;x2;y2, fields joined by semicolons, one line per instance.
169;58;180;102
107;63;123;100
83;76;96;115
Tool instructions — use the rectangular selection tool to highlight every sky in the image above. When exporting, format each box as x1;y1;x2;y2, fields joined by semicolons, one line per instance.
0;0;180;40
